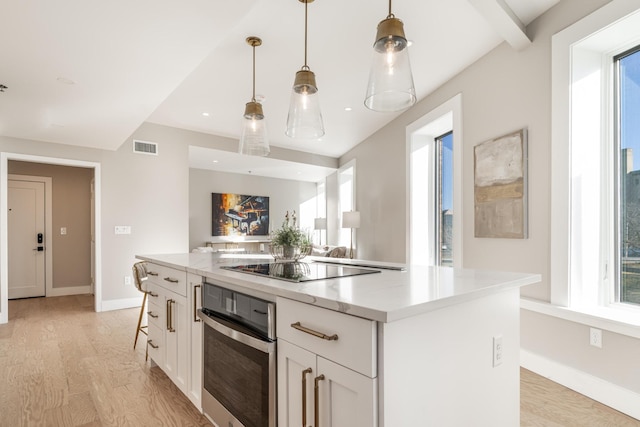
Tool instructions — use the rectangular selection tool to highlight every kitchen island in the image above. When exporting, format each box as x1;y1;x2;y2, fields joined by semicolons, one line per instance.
137;252;540;426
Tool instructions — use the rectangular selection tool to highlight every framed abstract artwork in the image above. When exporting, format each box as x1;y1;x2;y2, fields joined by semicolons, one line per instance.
474;129;528;239
211;193;269;238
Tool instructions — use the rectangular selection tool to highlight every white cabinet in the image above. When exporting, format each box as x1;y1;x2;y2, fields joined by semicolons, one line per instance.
144;263;190;400
277;297;377;427
186;273;202;410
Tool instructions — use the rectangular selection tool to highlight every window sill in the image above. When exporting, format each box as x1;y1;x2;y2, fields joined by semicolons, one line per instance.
521;297;640;340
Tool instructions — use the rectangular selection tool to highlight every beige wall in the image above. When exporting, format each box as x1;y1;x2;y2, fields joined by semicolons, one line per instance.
9;161;93;288
339;0;640;402
189;168;317;250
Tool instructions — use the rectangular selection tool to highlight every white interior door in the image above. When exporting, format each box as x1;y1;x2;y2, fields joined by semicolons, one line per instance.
8;180;46;299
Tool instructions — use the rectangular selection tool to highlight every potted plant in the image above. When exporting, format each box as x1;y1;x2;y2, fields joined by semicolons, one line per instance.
270;211;311;261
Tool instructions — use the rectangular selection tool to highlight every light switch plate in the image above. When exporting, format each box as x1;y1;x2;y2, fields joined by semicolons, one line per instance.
114;226;131;235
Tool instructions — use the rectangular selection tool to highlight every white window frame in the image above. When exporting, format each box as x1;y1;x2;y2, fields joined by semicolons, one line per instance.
338;160;356;248
550;0;640;320
406;94;463;267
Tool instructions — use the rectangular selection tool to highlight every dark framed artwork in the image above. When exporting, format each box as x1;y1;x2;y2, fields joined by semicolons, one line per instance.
211;193;269;238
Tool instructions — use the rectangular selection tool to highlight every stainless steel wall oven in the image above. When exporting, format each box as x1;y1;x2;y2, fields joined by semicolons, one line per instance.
198;281;276;427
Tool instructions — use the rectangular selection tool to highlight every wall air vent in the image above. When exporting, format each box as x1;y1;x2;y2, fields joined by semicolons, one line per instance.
132;140;158;156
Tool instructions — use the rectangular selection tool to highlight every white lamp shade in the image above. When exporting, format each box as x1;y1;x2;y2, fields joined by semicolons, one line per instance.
239;114;270;156
314;218;327;230
364;39;416;112
342;211;361;229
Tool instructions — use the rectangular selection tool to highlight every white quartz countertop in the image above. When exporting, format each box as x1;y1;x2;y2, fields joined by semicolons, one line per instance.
136;252;541;323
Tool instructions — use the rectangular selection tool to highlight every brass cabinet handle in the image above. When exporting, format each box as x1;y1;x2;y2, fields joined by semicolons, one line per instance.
193;284;201;323
147;271;159;276
147;311;158;319
166;299;176;332
149;291;158;298
164;277;179;283
302;368;312;427
291;322;338;341
314;374;325;427
148;340;159;349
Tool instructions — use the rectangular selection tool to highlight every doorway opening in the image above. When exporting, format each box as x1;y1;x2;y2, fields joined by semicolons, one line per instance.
1;153;102;324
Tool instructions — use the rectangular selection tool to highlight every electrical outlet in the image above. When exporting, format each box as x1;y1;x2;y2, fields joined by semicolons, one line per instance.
590;328;602;348
493;335;503;367
124;276;132;286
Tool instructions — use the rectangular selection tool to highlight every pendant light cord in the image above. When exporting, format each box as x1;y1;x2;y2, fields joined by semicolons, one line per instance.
252;43;256;102
387;0;394;19
303;0;309;70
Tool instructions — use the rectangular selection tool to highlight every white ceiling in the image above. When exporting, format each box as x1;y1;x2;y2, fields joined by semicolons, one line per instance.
0;0;559;178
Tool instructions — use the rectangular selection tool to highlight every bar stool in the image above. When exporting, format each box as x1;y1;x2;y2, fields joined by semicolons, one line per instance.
132;261;150;360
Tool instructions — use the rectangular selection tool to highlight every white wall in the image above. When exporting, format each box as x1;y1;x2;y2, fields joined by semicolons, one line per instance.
189;168;317;249
339;0;640;412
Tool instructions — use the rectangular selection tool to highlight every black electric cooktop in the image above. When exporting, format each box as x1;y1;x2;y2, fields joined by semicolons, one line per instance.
221;261;381;283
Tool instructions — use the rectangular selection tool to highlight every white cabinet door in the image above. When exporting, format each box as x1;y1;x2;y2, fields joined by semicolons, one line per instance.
278;339;317;427
278;339;377;427
163;291;188;393
147;282;188;395
187;274;203;410
316;357;377;427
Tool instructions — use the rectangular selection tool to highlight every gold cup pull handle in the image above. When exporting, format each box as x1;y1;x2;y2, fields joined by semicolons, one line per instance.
164;277;179;283
314;374;325;427
302;368;312;426
147;311;158;319
148;340;158;349
147;271;159;276
291;322;338;341
193;284;201;323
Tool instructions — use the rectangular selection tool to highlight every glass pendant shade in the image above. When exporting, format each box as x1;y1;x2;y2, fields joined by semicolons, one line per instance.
364;16;416;112
239;101;270;156
285;69;325;139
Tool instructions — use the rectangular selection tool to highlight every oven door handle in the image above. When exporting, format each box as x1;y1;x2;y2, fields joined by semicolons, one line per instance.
197;309;275;354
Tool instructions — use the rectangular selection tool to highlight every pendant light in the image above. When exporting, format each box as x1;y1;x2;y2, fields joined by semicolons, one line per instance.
364;0;416;112
285;0;325;139
239;36;270;156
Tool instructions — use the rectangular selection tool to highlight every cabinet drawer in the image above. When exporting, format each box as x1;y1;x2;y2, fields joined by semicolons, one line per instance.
147;323;164;366
145;263;187;296
147;297;164;329
276;297;377;377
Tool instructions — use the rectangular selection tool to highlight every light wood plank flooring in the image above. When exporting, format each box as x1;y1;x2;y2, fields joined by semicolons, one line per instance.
0;295;638;426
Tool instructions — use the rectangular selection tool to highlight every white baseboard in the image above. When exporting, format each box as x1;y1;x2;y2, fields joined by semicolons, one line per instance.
47;285;91;297
521;349;640;420
100;296;143;312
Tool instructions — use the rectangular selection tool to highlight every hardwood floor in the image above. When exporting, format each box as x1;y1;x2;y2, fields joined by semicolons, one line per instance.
0;295;210;427
0;295;638;426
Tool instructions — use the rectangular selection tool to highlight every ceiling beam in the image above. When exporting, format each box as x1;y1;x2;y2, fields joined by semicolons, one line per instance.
467;0;532;51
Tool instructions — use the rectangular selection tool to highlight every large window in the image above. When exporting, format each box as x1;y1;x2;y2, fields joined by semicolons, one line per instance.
550;1;640;313
616;46;640;305
407;94;462;267
436;132;453;266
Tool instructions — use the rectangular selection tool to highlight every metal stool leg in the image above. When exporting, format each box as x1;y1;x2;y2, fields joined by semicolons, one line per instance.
134;292;148;350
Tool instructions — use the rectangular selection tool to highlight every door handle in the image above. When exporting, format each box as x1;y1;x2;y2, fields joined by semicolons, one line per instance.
302;368;312;427
314;374;325;427
193;284;201;323
32;247;45;251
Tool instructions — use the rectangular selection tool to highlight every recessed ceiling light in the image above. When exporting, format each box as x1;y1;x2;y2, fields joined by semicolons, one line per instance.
212;160;219;163
202;112;210;117
344;107;353;111
56;77;75;85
